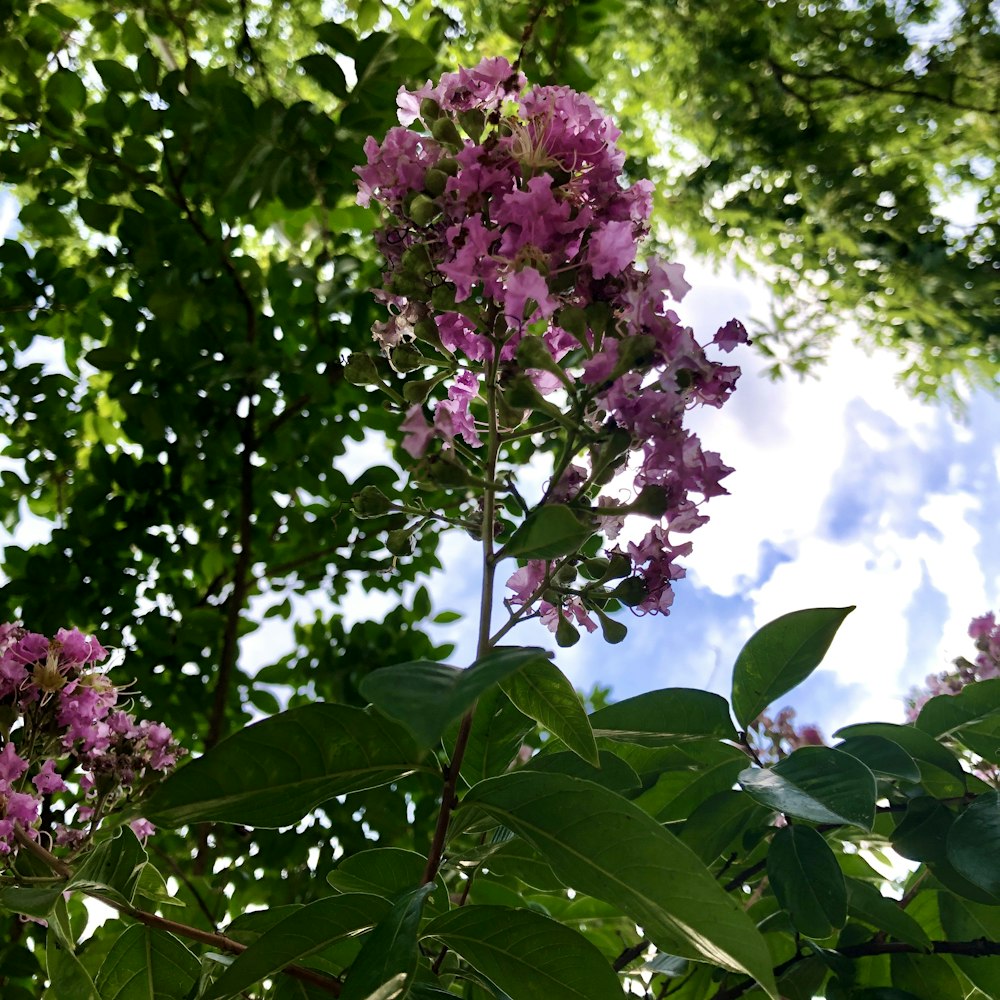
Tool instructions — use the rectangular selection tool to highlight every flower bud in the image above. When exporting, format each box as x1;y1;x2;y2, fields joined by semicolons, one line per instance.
344;353;380;386
555;613;580;648
554;563;578;585
424;167;450;197
457;108;485;142
430;117;462;148
386;528;414;557
594;606;628;644
403;377;436;404
629;485;670;518
352;486;394;518
610;576;647;606
408;193;440;226
389;345;424;373
419;97;442;121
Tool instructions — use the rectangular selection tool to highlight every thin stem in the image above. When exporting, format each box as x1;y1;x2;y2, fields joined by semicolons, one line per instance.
420;338;502;889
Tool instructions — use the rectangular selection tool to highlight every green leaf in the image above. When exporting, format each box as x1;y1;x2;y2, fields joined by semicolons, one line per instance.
833;723;965;783
460;687;534;786
326;848;448;917
77;199;120;232
46;69;86;111
766;826;847;939
738;746;877;829
500;658;598;766
730;607;855;728
890;953;964;1000
360;647;550;753
523;749;641;795
939;894;1000;998
144;704;424;828
835;736;921;783
339;885;433;1000
947;791;1000;896
633;747;747;823
845;879;931;949
462;772;779;998
299;54;349;99
314;21;358;56
95;925;199;1000
423;905;623;1000
0;885;66;920
589;688;737;744
203;894;389;999
916;678;1000;762
72;827;147;906
679;790;770;864
45;935;97;1000
504;505;594;559
93;59;136;92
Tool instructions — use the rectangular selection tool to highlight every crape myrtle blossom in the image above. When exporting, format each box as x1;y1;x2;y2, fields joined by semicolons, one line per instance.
0;622;183;860
355;57;749;634
905;611;1000;721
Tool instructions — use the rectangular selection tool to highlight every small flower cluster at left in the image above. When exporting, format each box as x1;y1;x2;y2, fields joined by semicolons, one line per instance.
0;621;183;862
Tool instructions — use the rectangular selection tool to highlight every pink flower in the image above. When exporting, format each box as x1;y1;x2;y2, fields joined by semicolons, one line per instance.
433;371;482;448
400;406;435;459
129;818;156;841
712;318;750;353
0;743;28;784
32;759;67;794
587;220;637;279
503;267;558;328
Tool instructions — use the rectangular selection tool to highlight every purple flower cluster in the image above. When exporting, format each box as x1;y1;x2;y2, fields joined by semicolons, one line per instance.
0;621;182;859
356;58;748;629
905;611;1000;721
746;707;824;765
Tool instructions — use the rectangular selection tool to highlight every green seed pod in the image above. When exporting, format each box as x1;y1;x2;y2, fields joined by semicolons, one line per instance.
555;613;581;648
389;344;424;374
435;156;460;177
630;485;670;518
424;167;449;197
408;193;440;226
419;97;442;121
344;352;380;386
430;117;462;148
610;576;647;606
595;607;628;644
457;108;485;142
403;377;436;405
352;485;394;518
386;527;415;557
554;563;578;585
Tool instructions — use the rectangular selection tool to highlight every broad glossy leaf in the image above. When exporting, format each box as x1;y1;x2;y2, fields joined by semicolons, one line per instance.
916;679;1000;763
44;937;97;1000
947;791;1000;896
767;826;847;939
95;925;199;1000
340;885;433;1000
833;723;965;782
204;894;389;999
835;736;921;783
462;772;779;998
144;704;425;828
423;905;623;1000
460;687;534;786
327;848;448;917
939;893;1000;997
589;688;737;744
731;607;854;728
524;749;641;795
298;54;349;99
890;953;964;1000
679;790;771;864
845;879;930;949
500;658;598;765
503;504;594;559
634;747;746;823
360;647;550;753
892;796;999;904
72;827;147;906
739;746;877;829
